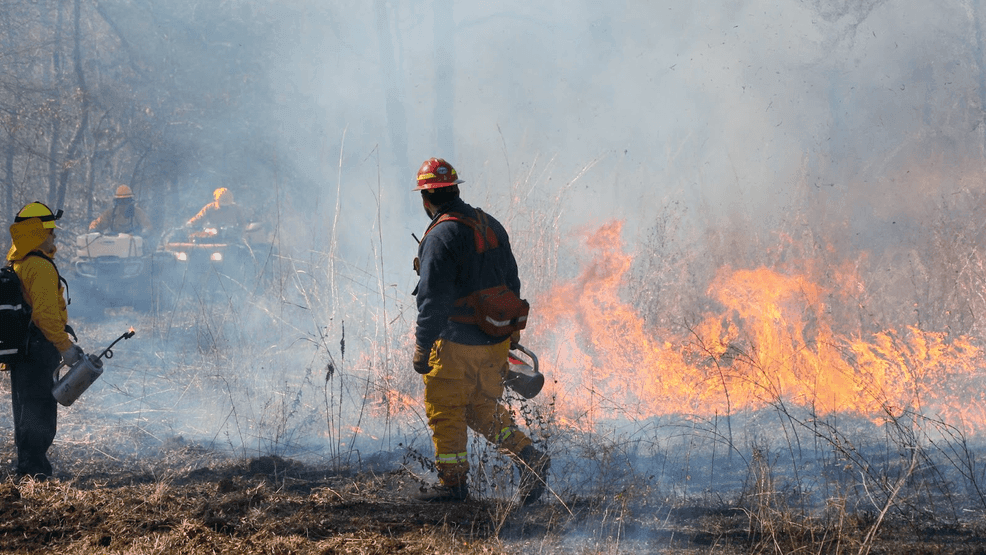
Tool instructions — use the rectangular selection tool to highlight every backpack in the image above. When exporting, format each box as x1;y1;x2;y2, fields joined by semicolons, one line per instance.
0;263;32;364
422;208;530;337
452;283;529;337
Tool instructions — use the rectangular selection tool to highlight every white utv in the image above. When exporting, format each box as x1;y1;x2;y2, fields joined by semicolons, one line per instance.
71;232;173;316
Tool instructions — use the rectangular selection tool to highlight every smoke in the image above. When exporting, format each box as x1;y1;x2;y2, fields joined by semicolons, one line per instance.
225;0;986;264
1;0;981;489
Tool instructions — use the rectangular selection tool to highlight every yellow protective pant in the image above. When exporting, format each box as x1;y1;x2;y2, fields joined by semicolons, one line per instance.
423;338;532;483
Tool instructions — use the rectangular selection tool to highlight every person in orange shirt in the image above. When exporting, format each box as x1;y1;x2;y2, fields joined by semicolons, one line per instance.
7;202;84;479
186;187;247;229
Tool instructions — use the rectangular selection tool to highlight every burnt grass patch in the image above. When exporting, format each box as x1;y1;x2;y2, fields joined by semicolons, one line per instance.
0;441;985;553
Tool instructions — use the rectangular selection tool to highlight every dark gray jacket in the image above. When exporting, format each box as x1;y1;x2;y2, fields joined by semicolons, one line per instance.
414;197;521;349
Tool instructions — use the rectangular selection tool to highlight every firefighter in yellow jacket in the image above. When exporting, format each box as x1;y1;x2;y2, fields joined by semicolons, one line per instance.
88;185;152;234
411;158;549;504
7;202;84;478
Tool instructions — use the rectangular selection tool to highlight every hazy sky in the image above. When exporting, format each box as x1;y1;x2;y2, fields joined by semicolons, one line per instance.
246;0;981;269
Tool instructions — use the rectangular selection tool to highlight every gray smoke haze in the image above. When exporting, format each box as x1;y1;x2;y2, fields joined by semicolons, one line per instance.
251;0;985;267
8;0;986;468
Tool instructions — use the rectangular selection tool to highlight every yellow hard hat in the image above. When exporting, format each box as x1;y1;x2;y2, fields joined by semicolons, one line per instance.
213;187;233;205
115;185;134;199
15;201;62;229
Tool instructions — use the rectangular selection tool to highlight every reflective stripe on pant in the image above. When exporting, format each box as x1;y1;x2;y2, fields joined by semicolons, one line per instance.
423;338;532;472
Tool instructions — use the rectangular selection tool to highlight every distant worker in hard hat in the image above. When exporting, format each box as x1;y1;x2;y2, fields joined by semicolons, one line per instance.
411;157;549;504
185;187;247;229
7;202;86;479
88;185;152;234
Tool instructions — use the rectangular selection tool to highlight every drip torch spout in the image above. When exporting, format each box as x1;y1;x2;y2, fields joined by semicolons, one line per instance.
95;328;136;362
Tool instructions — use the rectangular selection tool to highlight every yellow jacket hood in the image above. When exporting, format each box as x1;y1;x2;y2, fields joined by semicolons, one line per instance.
7;218;54;261
6;218;69;351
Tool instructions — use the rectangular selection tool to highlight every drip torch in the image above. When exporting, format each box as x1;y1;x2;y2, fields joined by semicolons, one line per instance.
52;328;136;407
505;343;544;399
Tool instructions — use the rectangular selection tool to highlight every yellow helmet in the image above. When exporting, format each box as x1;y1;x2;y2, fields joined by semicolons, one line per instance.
213;187;233;205
115;185;134;199
14;202;62;229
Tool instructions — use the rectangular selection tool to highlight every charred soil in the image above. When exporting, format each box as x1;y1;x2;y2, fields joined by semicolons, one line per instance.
0;442;985;554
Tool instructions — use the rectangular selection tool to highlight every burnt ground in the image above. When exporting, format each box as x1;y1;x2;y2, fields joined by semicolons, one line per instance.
1;442;986;553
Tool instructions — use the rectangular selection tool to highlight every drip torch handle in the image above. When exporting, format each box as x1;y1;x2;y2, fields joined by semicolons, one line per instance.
510;343;539;374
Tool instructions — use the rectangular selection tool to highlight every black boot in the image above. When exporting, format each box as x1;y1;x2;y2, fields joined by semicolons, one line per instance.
517;445;550;505
414;481;468;503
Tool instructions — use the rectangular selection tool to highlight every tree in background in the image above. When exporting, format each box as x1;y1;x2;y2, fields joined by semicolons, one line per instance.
0;0;283;233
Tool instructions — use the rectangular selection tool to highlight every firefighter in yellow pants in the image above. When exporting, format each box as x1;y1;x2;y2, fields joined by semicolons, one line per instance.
411;158;549;504
423;339;532;487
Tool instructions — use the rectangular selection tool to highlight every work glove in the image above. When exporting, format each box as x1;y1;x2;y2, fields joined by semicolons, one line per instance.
510;331;521;350
60;344;84;366
413;344;432;375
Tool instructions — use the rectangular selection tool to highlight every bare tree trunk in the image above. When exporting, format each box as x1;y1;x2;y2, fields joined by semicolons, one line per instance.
85;151;97;222
375;0;410;177
433;0;455;158
47;0;67;207
55;0;90;210
973;0;986;160
4;139;13;220
0;9;18;219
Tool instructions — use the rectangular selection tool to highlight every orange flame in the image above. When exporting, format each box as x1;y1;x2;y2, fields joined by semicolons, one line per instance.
536;221;986;432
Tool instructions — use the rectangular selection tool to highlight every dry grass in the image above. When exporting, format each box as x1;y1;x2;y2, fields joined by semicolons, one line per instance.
0;443;508;554
3;431;981;554
6;154;986;554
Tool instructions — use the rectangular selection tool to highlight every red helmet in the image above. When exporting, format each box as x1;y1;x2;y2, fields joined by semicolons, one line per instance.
414;158;464;191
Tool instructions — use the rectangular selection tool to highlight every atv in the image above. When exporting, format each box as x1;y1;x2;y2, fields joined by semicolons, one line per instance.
70;232;174;317
161;222;275;297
